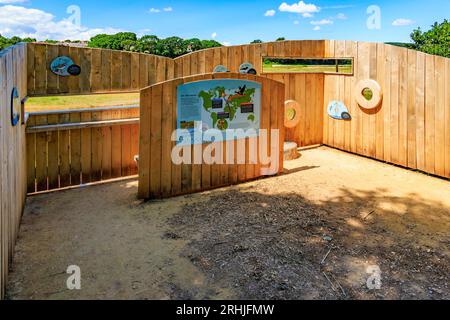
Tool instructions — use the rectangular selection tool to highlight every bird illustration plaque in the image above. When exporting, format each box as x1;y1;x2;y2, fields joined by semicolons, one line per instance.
239;62;257;75
327;100;351;120
50;56;81;77
213;65;229;73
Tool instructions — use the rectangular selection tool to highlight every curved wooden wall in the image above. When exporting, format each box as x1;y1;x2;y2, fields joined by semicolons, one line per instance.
0;43;28;299
174;41;326;147
323;41;450;179
27;43;173;96
25;40;450;179
138;73;285;199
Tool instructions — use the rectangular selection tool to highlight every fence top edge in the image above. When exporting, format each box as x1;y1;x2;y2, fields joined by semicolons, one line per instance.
27;104;140;116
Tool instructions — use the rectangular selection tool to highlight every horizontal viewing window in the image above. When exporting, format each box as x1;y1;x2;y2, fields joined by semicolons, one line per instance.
262;58;353;75
26;93;139;113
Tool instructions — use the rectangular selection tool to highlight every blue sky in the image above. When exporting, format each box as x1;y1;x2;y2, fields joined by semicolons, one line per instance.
1;0;449;44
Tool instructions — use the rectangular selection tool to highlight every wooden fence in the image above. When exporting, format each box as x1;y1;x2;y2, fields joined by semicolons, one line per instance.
0;43;28;299
26;106;140;193
323;41;450;179
173;41;326;147
138;73;285;199
27;43;173;96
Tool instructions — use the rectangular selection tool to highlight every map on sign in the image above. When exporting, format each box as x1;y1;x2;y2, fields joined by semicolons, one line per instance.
177;79;261;145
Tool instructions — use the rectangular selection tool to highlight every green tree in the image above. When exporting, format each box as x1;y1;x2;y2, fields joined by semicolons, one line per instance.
251;39;263;44
276;37;286;42
410;19;450;58
0;34;36;51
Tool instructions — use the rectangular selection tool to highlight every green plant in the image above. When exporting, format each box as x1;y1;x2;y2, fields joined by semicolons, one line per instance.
410;19;450;58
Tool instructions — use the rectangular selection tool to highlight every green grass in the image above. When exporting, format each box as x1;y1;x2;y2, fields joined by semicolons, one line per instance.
263;64;353;74
27;93;140;112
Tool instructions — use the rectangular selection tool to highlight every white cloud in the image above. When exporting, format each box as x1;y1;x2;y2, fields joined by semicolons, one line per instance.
211;32;217;39
311;19;333;25
163;7;173;12
392;18;415;27
222;41;232;46
0;5;123;41
294;20;300;25
302;12;313;18
313;26;321;31
265;9;276;17
336;13;347;20
0;0;27;3
149;8;161;13
279;1;320;14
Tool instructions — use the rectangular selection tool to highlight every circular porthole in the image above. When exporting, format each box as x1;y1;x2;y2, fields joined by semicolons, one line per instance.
11;87;20;126
355;79;382;110
284;100;301;128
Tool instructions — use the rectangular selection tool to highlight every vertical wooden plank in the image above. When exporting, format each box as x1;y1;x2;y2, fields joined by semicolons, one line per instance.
161;81;173;196
435;56;446;177
171;79;183;196
130;123;139;175
101;49;112;92
80;112;92;183
111;50;122;91
415;52;426;172
91;48;102;92
139;88;151;199
390;46;400;165
148;55;157;85
35;115;48;191
46;45;59;94
425;54;435;174
101;111;112;180
111;109;122;178
445;58;450;178
368;42;378;158
58;113;71;188
407;49;417;169
375;43;385;160
47;114;59;190
26;118;36;193
150;85;163;197
131;53;140;90
34;44;47;95
139;53;149;88
68;47;80;94
156;57;166;83
121;124;132;177
398;47;408;166
26;43;35;94
91;111;103;182
70;112;82;185
121;51;131;90
79;48;92;93
58;45;70;94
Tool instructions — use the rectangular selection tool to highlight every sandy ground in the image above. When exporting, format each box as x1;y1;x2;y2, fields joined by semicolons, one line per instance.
6;147;450;300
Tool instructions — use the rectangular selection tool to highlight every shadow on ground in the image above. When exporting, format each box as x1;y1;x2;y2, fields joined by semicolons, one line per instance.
6;147;450;300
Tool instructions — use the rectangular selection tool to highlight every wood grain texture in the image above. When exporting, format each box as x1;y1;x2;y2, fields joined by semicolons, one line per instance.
25;107;140;193
138;73;285;199
0;44;28;299
323;40;450;179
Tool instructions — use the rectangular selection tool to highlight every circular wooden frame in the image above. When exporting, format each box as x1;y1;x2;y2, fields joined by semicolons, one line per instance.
355;79;383;110
284;100;301;128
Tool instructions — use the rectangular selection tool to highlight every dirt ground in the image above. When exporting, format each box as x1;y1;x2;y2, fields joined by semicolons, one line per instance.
6;147;450;300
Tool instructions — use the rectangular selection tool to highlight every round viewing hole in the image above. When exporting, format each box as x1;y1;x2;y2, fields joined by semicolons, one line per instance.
362;87;373;101
286;108;296;121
